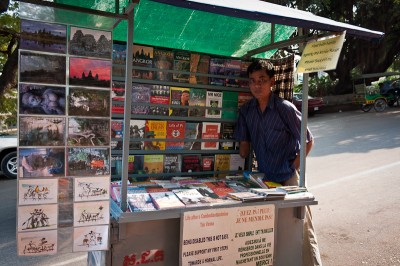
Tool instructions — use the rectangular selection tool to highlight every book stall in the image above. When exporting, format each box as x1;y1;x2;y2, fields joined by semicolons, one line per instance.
16;0;383;265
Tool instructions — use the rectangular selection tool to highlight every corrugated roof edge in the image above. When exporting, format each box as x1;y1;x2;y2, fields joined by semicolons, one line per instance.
149;0;384;41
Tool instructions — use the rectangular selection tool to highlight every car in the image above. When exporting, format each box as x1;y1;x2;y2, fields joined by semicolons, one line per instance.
378;79;400;106
0;134;17;179
292;93;324;115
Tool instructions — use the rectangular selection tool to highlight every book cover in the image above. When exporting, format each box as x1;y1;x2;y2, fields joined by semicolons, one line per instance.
185;183;219;199
225;180;253;192
204;181;235;198
181;154;201;173
113;42;126;65
220;122;235;150
189;88;206;117
169;87;190;117
238;92;253;109
149;191;185;210
111;155;122;177
111;120;123;139
221;91;238;120
205;91;223;118
189;53;210;85
143;154;164;174
145;120;167;150
209;58;226;86
127;193;157;212
229;154;245;171
113;186;147;203
184;122;202;150
173;50;190;83
131;83;151;115
201;155;215;172
128;155;145;175
132;44;154;80
166;121;185;150
111;80;125;114
149;85;170;116
224;59;241;87
154;48;174;81
214;154;231;178
163;154;182;173
201;122;221;150
227;191;265;202
129;120;146;150
172;188;211;207
238;61;252;88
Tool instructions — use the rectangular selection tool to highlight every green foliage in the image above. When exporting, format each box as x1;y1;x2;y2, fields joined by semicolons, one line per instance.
295;75;338;97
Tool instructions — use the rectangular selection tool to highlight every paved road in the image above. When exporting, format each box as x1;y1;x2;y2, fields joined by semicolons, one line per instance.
306;109;400;266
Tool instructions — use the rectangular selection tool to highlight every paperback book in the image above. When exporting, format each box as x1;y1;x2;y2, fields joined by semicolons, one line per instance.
204;181;235;199
220;123;235;150
189;53;210;85
132;44;154;80
145;120;167;150
209;58;226;86
224;59;241;87
172;188;211;207
131;83;151;115
149;85;170;116
143;154;164;174
111;81;125;114
181;154;201;172
111;120;123;139
154;48;174;81
183;122;202;150
205;91;223;118
166;121;185;150
163;154;182;173
127;193;157;212
227;191;266;202
188;88;206;117
201;155;215;172
129;120;146;150
229;154;245;171
214;154;230;178
149;191;186;210
169;87;190;117
238;61;252;88
173;50;190;83
201;122;221;150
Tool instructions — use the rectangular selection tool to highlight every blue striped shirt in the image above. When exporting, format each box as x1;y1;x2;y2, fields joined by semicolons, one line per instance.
234;94;313;182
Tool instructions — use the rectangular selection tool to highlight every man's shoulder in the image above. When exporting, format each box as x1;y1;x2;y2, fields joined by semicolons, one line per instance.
273;95;296;112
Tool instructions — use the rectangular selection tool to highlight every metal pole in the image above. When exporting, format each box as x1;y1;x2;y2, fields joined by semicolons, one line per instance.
299;73;309;187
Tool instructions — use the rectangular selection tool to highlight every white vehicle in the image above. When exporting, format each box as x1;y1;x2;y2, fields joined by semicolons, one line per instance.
0;134;17;179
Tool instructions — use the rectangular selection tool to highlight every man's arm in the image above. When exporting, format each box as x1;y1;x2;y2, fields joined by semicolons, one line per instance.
292;139;314;170
239;141;251;158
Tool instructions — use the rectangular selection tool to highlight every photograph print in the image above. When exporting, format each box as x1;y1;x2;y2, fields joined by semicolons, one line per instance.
18;178;58;205
19;84;66;115
67;117;110;146
69;57;111;88
19;116;65;146
20;19;67;53
68;87;110;117
19;51;66;85
19;147;65;178
69;27;112;59
18;230;57;256
67;147;110;176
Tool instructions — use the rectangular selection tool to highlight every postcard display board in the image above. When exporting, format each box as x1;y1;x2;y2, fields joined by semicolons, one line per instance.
17;19;112;256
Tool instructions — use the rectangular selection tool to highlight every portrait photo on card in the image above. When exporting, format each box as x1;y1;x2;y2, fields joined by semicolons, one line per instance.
74;176;110;202
73;201;110;227
19;116;65;146
68;87;111;117
67;147;110;176
19;147;65;178
67;117;110;147
69;27;112;59
20;19;67;53
18;204;58;232
19;51;66;85
18;178;58;205
69;57;111;88
19;84;66;115
18;229;57;256
73;225;109;252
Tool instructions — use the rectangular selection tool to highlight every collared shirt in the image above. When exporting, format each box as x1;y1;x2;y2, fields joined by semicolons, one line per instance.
234;94;313;182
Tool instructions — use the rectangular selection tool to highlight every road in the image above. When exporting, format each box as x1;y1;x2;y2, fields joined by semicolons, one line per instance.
1;109;399;265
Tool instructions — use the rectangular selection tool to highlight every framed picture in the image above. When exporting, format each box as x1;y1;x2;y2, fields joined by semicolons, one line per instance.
69;57;111;88
19;147;65;178
67;117;110;146
19;116;65;146
67;147;110;176
69;27;112;59
68;87;111;117
19;84;66;115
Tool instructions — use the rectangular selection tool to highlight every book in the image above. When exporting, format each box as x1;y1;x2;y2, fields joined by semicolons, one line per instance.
149;85;170;116
227;191;266;202
131;83;151;115
111;80;125;114
209;58;226;86
205;91;223;118
243;172;268;188
149;191;185;210
143;154;164;175
188;88;206;117
224;59;241;87
145;186;170;193
184;122;202;150
238;92;253;109
154;48;174;81
128;155;145;175
163;154;182;173
127;193;157;212
276;186;308;194
181;154;201;173
238;61;251;88
173;50;190;83
129;120;146;150
132;44;154;80
204;181;235;198
220;122;235;150
249;188;286;200
113;42;126;65
169;87;190;117
201;122;221;150
213;154;230;178
113;186;146;203
145;120;167;150
172;188;211;207
111;120;124;139
201;155;215;172
189;53;210;85
166;121;185;150
229;154;245;171
225;180;254;192
111;155;122;177
221;91;238;120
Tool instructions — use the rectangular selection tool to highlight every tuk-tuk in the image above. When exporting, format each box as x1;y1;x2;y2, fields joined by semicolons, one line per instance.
353;72;400;112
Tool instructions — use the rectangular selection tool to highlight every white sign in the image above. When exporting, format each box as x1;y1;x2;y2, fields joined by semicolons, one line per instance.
297;33;345;73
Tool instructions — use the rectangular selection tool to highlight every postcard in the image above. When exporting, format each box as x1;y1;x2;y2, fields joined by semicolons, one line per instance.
19;84;66;115
69;27;112;59
18;230;57;256
74;176;110;202
67;117;110;146
18;178;58;205
68;87;111;117
73;201;110;227
69;57;111;88
73;225;109;252
18;204;58;232
19;147;65;178
67;147;110;176
19;116;65;146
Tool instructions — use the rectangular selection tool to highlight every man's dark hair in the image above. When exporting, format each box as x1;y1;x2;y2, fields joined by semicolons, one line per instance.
247;60;275;77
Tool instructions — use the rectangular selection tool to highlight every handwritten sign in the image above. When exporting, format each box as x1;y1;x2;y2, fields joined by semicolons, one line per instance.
297;33;345;73
180;205;275;266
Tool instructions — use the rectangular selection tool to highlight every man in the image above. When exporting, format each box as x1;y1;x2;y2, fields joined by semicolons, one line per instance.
235;60;321;265
170;90;190;117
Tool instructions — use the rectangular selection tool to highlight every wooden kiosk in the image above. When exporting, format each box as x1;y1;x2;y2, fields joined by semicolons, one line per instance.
17;0;384;265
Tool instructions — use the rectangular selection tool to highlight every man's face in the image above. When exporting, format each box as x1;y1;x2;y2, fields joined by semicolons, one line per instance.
181;92;189;103
248;69;274;100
